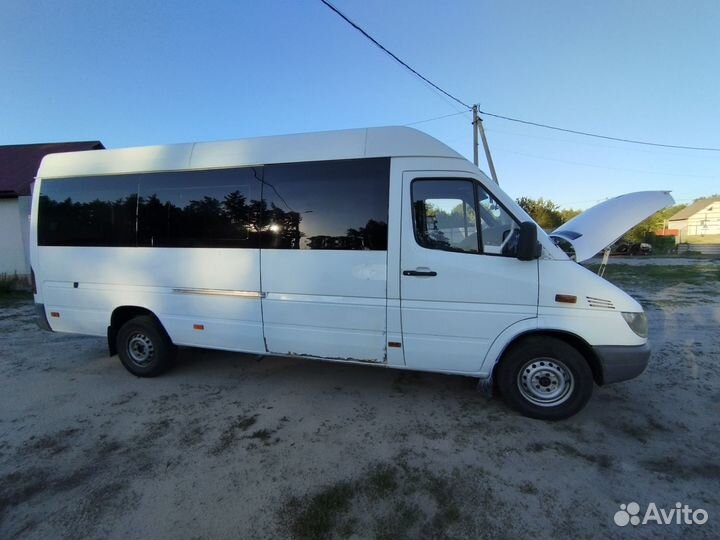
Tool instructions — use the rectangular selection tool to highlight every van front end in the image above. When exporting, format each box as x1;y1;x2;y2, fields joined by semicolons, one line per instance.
481;189;675;419
537;259;652;386
482;249;655;421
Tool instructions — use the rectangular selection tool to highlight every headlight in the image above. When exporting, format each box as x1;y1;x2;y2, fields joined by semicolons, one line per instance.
621;312;648;338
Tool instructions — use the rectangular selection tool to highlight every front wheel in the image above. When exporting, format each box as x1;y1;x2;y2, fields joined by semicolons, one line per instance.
496;337;593;420
116;315;175;377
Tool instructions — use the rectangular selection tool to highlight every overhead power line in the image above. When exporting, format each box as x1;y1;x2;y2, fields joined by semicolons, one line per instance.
319;0;720;153
479;110;720;152
318;0;471;110
405;110;470;126
492;145;719;179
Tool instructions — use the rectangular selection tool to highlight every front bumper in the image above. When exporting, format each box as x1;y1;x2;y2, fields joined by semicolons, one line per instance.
593;342;650;384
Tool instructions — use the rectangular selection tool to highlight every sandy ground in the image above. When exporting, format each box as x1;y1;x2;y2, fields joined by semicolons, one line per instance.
1;265;719;539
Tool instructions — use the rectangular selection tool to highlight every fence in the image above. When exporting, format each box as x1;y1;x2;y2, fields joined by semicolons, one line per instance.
677;243;720;256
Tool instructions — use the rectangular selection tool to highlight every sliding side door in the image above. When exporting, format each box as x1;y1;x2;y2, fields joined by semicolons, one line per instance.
260;158;390;363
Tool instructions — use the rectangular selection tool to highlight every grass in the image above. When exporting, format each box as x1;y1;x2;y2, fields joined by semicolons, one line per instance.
585;263;720;288
364;464;398;499
374;501;422;540
0;274;32;304
583;263;720;308
210;414;258;455
0;290;32;303
249;428;275;444
286;481;355;540
282;462;473;540
0;272;29;289
526;441;613;470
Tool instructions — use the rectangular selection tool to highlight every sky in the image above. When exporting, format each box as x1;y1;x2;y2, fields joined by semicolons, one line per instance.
1;0;718;209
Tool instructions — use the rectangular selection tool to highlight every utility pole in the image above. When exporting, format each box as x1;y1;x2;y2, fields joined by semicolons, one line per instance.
472;104;499;185
478;113;499;185
472;105;479;167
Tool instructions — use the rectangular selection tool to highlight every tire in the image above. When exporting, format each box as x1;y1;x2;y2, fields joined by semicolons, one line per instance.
496;337;593;420
116;315;175;377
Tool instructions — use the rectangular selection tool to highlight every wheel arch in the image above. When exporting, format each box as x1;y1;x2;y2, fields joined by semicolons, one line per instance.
108;306;164;356
491;329;604;386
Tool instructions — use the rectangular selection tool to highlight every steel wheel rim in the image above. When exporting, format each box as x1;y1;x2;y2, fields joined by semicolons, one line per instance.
127;333;155;366
517;357;574;407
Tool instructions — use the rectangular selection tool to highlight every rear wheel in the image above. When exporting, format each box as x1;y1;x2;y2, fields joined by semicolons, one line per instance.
496;337;593;420
116;315;175;377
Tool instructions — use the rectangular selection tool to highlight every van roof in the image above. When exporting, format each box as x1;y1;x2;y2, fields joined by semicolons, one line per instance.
37;127;464;179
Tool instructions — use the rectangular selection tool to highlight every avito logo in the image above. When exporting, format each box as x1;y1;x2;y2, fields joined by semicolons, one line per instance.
614;502;708;527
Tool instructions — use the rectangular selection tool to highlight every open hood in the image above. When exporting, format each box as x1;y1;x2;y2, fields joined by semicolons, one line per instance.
550;191;675;262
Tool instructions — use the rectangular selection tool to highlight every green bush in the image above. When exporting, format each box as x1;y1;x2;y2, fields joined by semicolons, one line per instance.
648;235;677;255
0;273;31;295
0;273;18;293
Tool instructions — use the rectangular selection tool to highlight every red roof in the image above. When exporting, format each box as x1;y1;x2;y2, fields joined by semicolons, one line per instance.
0;141;104;197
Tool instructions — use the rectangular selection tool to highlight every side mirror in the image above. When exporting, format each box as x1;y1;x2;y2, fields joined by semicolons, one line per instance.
517;221;541;261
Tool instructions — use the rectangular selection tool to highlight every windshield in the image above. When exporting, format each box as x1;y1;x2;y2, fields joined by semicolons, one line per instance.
474;186;519;255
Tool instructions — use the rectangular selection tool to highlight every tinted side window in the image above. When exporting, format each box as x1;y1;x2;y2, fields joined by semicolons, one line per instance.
261;158;389;250
138;167;262;248
411;179;479;253
38;176;138;246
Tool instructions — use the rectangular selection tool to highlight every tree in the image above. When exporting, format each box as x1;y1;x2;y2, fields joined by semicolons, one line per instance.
516;197;580;230
558;208;581;223
623;203;686;244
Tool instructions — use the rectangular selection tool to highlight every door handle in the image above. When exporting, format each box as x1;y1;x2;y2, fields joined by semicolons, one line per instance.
403;269;437;277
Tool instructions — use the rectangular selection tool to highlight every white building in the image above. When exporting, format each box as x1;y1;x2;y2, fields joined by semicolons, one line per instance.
667;197;720;241
0;141;103;278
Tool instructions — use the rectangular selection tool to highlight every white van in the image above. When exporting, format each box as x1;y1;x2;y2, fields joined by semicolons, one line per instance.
30;127;672;419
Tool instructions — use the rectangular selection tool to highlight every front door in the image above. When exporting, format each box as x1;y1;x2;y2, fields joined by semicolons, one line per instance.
400;172;538;373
